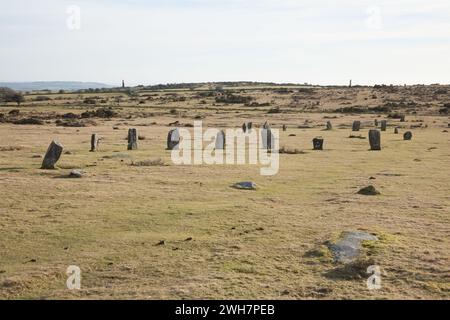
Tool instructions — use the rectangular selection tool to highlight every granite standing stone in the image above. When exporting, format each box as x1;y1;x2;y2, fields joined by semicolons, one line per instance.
352;121;361;131
313;137;324;150
127;128;138;150
215;130;226;150
167;128;180;150
90;134;99;152
369;129;381;150
41;140;63;169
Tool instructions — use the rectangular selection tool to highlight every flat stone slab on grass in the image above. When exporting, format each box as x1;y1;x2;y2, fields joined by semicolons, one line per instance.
231;182;257;190
329;231;378;264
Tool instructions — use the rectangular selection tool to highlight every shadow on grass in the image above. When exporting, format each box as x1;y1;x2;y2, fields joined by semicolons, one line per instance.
323;259;375;280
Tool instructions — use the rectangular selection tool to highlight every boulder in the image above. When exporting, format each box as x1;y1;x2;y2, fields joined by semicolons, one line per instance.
404;131;413;141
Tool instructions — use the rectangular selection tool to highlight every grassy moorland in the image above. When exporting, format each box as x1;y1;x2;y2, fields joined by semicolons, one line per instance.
0;84;449;299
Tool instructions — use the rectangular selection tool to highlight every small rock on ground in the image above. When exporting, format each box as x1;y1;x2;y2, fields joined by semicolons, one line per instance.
69;170;83;178
231;182;257;190
357;185;380;195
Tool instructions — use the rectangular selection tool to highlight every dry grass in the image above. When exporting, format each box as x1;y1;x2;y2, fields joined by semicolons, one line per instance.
0;85;449;300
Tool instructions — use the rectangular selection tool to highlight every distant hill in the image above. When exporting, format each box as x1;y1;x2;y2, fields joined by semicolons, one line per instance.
0;81;114;91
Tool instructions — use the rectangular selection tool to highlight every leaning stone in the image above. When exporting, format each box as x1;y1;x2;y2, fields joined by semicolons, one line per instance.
403;131;413;140
328;231;378;264
231;182;257;190
357;185;380;196
312;137;324;150
326;121;332;130
368;130;381;150
41;141;63;169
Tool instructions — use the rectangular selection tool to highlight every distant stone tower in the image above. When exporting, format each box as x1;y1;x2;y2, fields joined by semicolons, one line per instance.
122;80;125;88
349;79;352;87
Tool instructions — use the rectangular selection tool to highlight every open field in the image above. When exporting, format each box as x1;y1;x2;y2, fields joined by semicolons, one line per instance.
0;84;449;299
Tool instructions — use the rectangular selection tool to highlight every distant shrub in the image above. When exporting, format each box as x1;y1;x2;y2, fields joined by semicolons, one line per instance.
273;88;293;94
369;105;391;113
13;117;44;125
0;87;24;106
83;98;97;105
279;146;306;154
387;113;406;119
439;103;450;114
267;107;281;114
335;106;365;113
131;158;165;166
215;94;252;104
34;96;51;101
62;112;80;119
81;108;117;118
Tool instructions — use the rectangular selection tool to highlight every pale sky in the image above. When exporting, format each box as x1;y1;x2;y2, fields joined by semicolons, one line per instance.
1;0;450;86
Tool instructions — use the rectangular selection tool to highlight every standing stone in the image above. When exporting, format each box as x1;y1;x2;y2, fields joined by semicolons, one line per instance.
326;121;332;130
369;130;381;150
41;140;64;169
352;121;361;132
400;115;406;122
167;128;180;150
404;131;413;141
381;120;387;131
261;128;274;150
247;122;253;131
242;123;247;133
394;127;399;134
127;129;138;150
374;119;379;127
90;134;99;152
282;124;287;132
263;121;270;130
312;137;324;150
215;130;226;150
